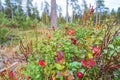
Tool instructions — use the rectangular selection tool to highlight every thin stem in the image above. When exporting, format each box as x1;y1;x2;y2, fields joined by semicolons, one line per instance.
34;26;38;54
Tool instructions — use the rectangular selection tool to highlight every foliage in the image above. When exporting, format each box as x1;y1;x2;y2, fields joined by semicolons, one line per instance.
22;24;120;80
0;0;120;80
0;27;10;44
0;27;19;45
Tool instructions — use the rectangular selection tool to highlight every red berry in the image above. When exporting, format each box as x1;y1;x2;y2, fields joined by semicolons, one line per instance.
77;72;83;79
38;61;46;67
71;38;77;45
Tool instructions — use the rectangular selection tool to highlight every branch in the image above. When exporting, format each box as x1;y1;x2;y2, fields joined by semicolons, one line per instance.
0;62;18;73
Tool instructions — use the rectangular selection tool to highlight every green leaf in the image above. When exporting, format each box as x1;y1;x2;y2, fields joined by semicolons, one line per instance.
36;75;40;78
79;69;85;73
103;49;108;54
109;50;114;57
72;68;77;71
98;36;103;40
116;46;120;52
69;62;81;67
80;54;85;58
55;63;65;70
69;62;81;71
108;44;114;49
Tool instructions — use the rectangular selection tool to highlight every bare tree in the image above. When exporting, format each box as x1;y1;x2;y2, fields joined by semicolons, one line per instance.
51;0;57;28
66;0;68;23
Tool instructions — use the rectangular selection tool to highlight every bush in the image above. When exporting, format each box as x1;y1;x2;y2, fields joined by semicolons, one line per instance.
22;25;120;80
0;27;10;44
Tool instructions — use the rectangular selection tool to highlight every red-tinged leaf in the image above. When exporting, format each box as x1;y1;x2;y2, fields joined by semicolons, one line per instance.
68;75;74;80
64;70;70;76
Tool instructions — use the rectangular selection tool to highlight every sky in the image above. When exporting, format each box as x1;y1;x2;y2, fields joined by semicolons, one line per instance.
32;0;120;16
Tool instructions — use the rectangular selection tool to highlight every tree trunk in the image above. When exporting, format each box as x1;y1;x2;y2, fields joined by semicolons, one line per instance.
99;9;101;25
66;0;68;23
72;10;75;23
83;11;87;26
71;6;73;23
95;8;98;26
10;4;14;20
26;0;29;19
51;0;57;28
11;8;14;20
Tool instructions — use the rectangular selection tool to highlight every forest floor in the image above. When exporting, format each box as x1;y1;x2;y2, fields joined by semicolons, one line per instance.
0;27;51;73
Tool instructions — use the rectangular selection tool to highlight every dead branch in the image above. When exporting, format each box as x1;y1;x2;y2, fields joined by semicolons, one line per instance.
0;62;18;73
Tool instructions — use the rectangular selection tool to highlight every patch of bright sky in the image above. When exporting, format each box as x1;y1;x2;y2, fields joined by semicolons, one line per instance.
33;0;120;16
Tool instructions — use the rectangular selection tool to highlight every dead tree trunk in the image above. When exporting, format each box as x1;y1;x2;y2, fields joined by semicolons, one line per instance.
66;0;68;24
51;0;57;28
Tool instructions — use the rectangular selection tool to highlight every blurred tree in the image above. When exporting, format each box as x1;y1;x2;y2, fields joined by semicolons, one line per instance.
26;0;33;19
57;5;65;24
82;0;88;11
57;5;62;18
41;1;50;25
4;0;23;20
4;0;14;20
96;0;104;8
101;8;110;21
110;9;117;24
110;9;116;18
117;7;120;23
66;0;69;23
74;4;82;22
95;0;105;25
82;0;88;26
31;3;39;20
14;0;25;21
0;0;2;12
69;0;81;23
51;0;57;28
